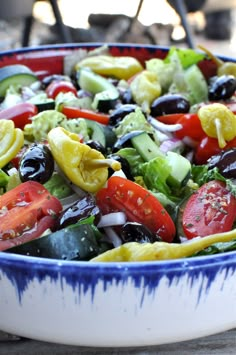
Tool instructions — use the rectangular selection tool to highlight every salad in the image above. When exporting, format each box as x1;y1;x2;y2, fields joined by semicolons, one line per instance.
0;44;236;262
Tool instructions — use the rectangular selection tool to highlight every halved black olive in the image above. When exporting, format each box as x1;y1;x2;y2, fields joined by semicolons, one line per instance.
208;75;236;101
109;104;137;126
150;94;190;117
113;130;144;152
55;194;101;231
120;222;158;243
107;154;133;180
207;148;236;178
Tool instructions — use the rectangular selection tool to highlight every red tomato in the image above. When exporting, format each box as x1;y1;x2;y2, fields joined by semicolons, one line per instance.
174;113;206;142
182;180;236;239
195;136;236;165
0;102;38;129
61;106;110;125
46;80;77;99
0;181;62;251
156;113;185;125
96;176;176;242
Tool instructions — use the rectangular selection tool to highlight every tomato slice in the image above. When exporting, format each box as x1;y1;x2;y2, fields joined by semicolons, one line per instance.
183;180;236;239
0;181;62;250
0;102;38;129
61;106;110;125
155;113;185;125
96;176;176;242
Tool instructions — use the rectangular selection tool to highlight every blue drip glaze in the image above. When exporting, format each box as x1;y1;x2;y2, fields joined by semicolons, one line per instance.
1;252;236;306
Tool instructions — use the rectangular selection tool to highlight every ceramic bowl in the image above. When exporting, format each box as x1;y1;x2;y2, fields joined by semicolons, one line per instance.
0;44;235;347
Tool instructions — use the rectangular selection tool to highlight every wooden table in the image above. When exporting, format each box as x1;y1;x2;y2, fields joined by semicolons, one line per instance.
0;329;235;354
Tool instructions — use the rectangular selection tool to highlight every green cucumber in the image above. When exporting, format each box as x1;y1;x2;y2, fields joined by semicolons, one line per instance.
0;64;38;97
78;68;119;112
85;119;116;148
184;64;208;105
6;224;103;261
130;131;164;161
166;151;191;187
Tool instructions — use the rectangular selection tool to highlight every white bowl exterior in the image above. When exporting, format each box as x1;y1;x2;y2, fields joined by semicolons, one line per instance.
0;253;236;346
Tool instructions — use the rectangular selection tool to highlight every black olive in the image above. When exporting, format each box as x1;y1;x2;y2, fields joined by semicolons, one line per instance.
19;143;54;184
109;104;137;126
86;140;107;155
119;88;135;105
150;94;190;117
208;75;236;101
113;130;144;152
207;148;236;178
107;154;133;180
55;194;101;230
120;222;157;243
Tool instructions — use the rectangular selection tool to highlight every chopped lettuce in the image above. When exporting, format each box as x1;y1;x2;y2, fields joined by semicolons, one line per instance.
55;91;92;110
145;58;179;92
141;156;172;197
164;47;205;69
191;164;236;197
44;172;73;199
23;110;90;142
192;239;236;257
117;147;145;177
114;107;155;138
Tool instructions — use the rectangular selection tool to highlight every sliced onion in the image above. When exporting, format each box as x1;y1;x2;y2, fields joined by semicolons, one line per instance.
104;227;123;248
159;138;183;153
148;116;182;132
97;212;127;228
7;167;18;176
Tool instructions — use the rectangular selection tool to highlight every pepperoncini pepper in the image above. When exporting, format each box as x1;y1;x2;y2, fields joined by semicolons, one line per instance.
0;120;24;169
130;70;161;112
91;228;236;262
198;103;236;148
47;127;121;193
75;55;143;80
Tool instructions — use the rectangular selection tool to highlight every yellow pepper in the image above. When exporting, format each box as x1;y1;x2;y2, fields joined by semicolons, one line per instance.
198;103;236;148
0;120;24;168
47;127;121;193
130;70;161;112
75;55;143;80
91;228;236;262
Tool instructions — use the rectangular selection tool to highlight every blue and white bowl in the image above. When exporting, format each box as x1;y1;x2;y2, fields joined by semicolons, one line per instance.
0;44;235;347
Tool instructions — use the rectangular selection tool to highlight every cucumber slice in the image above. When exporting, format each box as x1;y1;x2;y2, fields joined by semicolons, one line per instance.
166;151;191;187
6;224;102;261
78;68;119;112
0;64;38;97
184;64;208;105
85;119;116;148
130;131;164;161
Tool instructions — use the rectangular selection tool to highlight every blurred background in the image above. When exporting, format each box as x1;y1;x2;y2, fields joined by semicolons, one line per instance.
0;0;236;57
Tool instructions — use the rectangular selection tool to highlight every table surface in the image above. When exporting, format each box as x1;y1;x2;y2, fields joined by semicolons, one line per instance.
0;329;236;354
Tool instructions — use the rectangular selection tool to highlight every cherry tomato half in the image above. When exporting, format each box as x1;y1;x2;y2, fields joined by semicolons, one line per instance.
174;113;206;142
46;81;77;99
96;176;176;242
195;136;236;165
183;180;236;239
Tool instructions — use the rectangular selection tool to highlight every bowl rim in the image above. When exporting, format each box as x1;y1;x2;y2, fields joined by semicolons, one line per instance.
1;248;236;271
